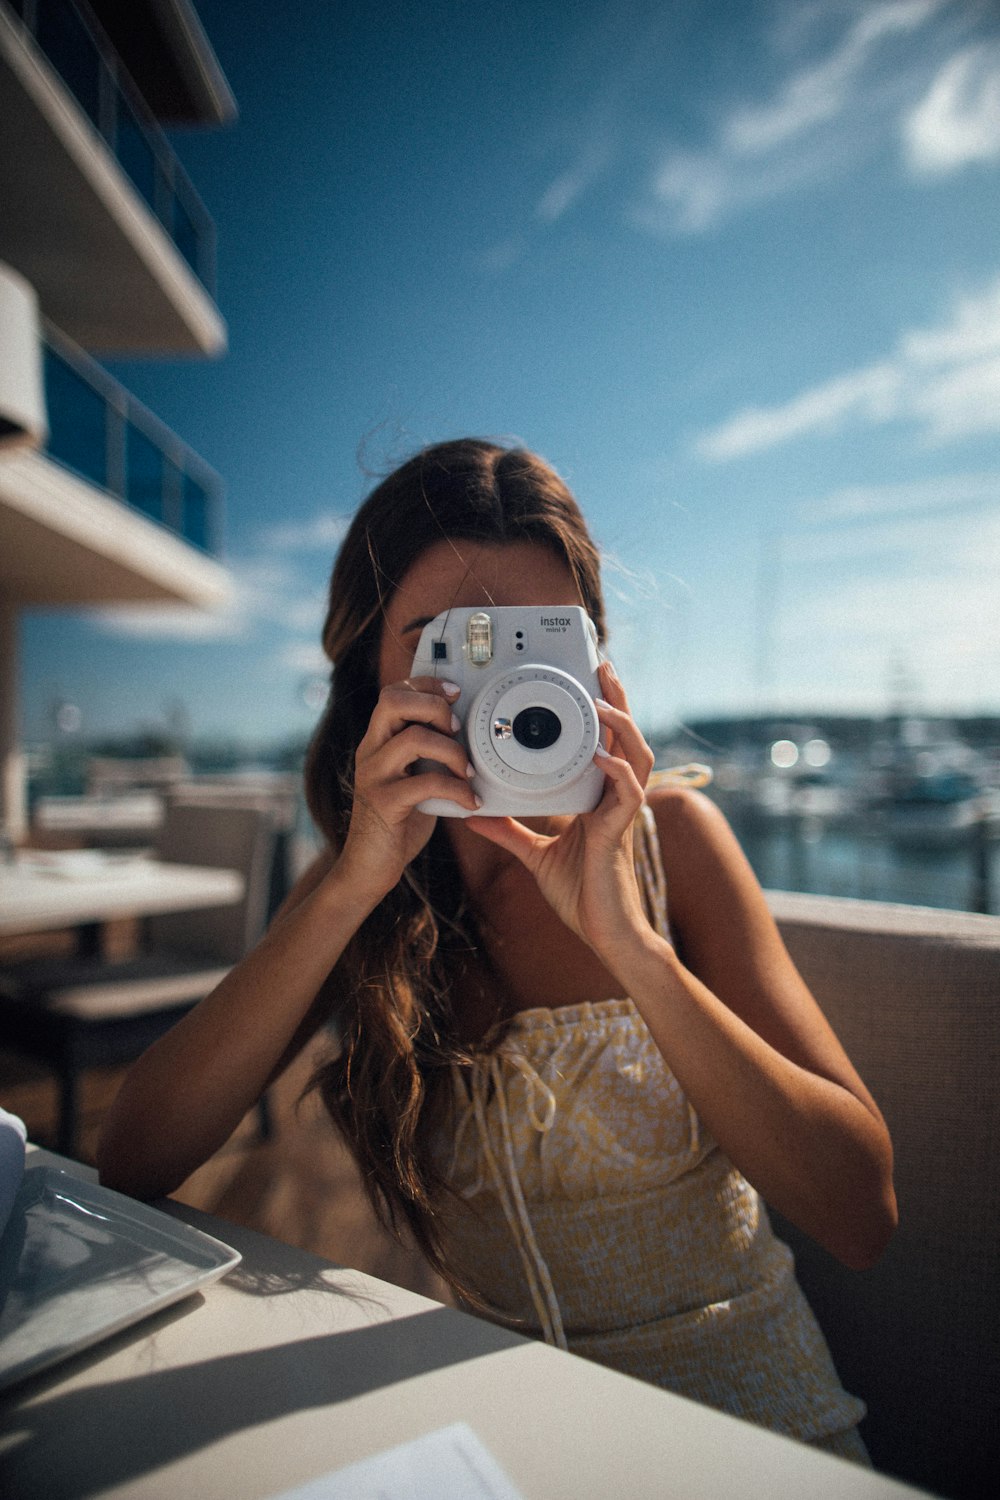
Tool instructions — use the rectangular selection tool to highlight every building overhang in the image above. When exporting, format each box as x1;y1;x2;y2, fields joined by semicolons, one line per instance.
0;6;226;354
0;448;232;607
90;0;237;126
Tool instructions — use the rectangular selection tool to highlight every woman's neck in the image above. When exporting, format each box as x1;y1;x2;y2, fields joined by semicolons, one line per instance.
443;816;622;1021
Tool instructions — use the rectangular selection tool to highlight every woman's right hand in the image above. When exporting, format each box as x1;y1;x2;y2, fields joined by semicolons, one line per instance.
337;676;480;898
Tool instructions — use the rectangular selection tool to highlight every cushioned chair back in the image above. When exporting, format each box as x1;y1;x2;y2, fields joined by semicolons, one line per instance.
147;801;278;965
767;892;1000;1500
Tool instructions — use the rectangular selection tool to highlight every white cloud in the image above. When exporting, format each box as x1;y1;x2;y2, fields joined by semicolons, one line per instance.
483;137;614;269
89;601;246;642
725;0;944;156
795;471;1000;523
634;0;964;236
275;640;329;674
697;363;902;461
281;594;327;634
535;141;612;223
901;276;1000;362
696;274;1000;460
260;512;352;552
92;556;322;644
911;353;1000;441
770;509;1000;711
481;233;529;273
904;40;1000;174
644;150;728;236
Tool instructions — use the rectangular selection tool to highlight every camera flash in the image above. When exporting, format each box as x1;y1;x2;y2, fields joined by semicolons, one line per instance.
468;612;493;665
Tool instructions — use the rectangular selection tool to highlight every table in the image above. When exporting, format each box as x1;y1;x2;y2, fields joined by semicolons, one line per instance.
0;851;244;950
0;1150;927;1500
31;794;164;844
0;855;247;1153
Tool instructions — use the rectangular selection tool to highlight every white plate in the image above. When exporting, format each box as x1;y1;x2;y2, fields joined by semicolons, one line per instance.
0;1167;241;1390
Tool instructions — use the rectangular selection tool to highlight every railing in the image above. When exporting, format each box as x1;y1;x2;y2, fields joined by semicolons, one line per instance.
42;327;222;555
6;0;216;295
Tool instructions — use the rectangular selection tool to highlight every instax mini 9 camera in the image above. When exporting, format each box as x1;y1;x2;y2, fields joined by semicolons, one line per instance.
410;604;606;818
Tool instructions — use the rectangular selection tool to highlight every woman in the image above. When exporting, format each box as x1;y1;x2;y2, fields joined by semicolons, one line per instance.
98;439;897;1459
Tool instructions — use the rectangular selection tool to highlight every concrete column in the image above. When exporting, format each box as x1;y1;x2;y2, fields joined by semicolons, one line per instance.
0;598;27;842
0;261;48;449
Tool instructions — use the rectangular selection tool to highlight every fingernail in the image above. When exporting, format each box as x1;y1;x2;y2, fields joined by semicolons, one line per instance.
451;712;462;733
466;763;476;778
473;794;483;807
596;697;613;711
441;681;461;698
594;743;611;758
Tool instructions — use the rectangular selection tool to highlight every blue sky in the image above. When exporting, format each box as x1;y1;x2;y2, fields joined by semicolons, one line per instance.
22;0;1000;747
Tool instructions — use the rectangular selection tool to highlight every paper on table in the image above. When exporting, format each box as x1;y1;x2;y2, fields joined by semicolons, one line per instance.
0;1108;27;1242
269;1423;526;1500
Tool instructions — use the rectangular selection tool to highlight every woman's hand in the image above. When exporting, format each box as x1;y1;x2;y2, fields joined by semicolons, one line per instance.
338;675;481;900
466;662;655;960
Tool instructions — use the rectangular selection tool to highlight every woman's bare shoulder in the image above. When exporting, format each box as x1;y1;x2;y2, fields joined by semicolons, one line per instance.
645;783;740;864
643;783;771;947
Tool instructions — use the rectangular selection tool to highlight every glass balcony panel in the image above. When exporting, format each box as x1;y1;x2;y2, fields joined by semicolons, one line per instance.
115;95;158;215
23;0;215;294
125;422;166;525
35;0;102;129
41;335;222;555
172;193;201;280
182;473;211;553
43;345;108;490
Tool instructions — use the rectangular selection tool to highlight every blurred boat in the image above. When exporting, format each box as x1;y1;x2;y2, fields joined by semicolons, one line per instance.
868;719;996;849
877;771;994;849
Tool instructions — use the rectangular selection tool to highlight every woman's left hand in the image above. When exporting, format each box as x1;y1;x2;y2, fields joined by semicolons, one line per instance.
466;662;655;960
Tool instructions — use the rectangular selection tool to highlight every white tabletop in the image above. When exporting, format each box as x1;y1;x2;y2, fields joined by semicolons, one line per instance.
0;851;244;936
32;794;164;836
0;1151;927;1500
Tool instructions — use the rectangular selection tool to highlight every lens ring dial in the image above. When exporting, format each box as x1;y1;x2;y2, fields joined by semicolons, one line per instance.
469;666;599;793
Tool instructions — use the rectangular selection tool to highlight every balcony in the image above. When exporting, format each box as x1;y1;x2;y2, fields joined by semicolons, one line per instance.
42;329;221;555
14;0;216;288
0;0;226;353
0;328;229;606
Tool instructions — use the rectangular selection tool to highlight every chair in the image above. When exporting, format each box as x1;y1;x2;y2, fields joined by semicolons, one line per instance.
767;891;1000;1500
0;800;282;1157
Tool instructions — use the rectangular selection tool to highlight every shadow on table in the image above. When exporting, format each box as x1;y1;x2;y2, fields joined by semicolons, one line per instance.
0;1304;526;1497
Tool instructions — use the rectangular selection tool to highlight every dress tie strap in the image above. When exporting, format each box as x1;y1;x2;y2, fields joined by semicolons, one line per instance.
453;1053;567;1351
447;798;709;1336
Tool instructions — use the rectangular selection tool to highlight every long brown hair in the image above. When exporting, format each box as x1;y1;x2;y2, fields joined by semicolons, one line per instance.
304;438;606;1286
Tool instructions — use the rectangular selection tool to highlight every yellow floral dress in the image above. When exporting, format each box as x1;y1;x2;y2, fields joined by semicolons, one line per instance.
436;805;869;1462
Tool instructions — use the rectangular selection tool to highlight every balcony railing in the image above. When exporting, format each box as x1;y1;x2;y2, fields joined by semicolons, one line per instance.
42;327;222;555
6;0;216;294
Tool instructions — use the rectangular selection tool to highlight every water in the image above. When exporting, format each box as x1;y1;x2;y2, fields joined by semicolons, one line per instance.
723;811;999;916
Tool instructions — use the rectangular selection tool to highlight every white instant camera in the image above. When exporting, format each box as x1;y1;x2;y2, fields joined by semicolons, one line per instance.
410;604;606;818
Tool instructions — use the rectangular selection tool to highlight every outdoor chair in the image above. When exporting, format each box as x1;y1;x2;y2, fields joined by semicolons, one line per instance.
767;891;1000;1500
0;799;283;1157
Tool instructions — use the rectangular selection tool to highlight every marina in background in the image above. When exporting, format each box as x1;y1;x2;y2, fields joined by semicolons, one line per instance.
655;713;1000;916
21;711;1000;918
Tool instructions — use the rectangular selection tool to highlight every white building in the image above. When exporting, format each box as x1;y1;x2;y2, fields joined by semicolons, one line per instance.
0;0;236;837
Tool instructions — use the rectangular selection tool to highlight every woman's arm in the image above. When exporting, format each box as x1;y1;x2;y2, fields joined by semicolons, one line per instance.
96;853;379;1198
97;675;479;1200
620;786;898;1270
471;663;897;1270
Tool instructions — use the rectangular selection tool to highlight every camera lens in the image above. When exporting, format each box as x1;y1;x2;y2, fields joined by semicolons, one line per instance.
512;706;561;750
